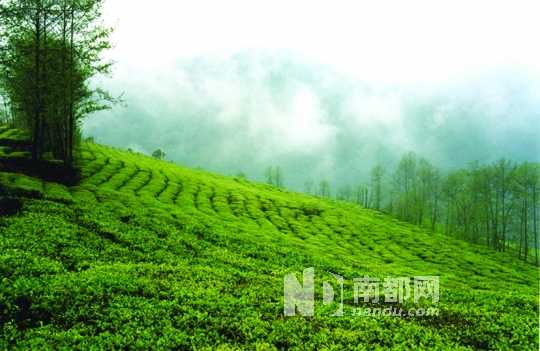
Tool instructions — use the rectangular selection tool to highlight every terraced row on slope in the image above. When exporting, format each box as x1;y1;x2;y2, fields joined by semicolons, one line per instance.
73;143;534;287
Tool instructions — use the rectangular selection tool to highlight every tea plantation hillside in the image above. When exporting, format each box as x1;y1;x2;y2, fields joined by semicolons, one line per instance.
0;126;538;350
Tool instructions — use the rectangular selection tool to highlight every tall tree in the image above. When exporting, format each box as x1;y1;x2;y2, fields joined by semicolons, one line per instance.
264;166;284;189
392;152;418;223
318;180;331;199
370;164;385;211
0;0;115;165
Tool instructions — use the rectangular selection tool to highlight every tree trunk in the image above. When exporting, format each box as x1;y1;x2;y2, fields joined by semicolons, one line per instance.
524;196;529;262
534;183;539;266
66;6;75;167
32;4;42;162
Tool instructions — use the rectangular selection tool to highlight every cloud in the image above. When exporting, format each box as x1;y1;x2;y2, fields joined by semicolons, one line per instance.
102;0;540;84
84;51;540;190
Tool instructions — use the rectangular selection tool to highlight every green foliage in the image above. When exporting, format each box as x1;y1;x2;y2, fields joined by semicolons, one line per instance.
152;148;166;160
0;130;538;349
0;0;115;164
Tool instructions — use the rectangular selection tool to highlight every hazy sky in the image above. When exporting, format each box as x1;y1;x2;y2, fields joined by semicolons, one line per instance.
85;0;540;190
103;0;540;81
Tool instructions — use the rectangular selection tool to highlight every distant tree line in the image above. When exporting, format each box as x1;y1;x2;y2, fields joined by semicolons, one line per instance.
300;153;540;265
388;154;539;265
0;0;115;166
265;153;539;265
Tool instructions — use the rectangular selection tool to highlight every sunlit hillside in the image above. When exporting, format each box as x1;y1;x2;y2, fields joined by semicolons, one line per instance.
0;126;537;350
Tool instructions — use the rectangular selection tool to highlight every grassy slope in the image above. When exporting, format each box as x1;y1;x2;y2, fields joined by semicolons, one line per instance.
0;127;538;350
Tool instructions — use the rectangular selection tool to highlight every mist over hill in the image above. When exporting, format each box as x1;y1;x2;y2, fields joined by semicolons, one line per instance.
84;51;540;190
